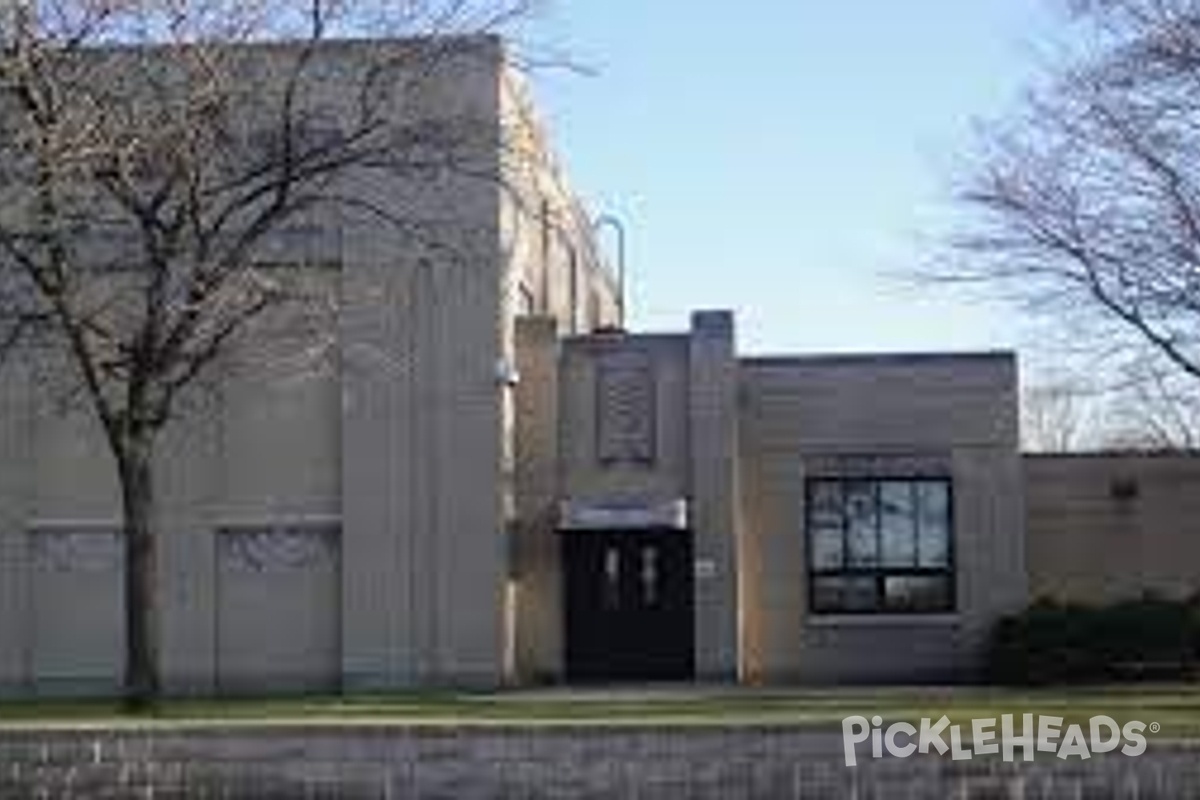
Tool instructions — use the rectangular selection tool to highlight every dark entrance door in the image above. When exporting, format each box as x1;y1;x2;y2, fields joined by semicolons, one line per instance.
562;529;694;681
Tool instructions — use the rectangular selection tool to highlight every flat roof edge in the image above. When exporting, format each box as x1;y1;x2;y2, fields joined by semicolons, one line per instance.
563;332;689;346
740;350;1017;368
1023;450;1200;459
77;33;505;58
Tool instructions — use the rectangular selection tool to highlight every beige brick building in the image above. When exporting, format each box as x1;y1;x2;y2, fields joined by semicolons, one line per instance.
1;36;1197;696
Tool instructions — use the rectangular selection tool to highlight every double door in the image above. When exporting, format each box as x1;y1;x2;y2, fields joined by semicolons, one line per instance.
562;529;694;681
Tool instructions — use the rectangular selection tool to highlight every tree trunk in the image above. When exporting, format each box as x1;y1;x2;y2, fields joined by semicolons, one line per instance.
118;438;160;709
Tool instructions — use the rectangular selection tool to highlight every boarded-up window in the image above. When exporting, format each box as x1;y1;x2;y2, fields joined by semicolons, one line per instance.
216;522;340;692
28;525;123;692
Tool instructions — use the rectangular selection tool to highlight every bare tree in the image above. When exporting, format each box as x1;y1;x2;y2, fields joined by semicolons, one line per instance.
0;0;531;706
1101;358;1200;447
1022;374;1095;451
942;0;1200;426
1022;362;1200;451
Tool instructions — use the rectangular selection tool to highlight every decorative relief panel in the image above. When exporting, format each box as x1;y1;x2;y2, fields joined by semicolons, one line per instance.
596;351;656;464
29;528;122;573
218;525;339;573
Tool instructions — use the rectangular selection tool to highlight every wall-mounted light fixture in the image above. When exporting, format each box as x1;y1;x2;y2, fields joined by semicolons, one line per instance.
494;358;521;388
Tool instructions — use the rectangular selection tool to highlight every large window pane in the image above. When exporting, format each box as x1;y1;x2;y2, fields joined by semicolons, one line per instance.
917;482;950;568
808;481;844;569
810;526;843;570
812;576;878;613
845;481;877;567
884;575;952;612
809;481;843;527
880;482;916;568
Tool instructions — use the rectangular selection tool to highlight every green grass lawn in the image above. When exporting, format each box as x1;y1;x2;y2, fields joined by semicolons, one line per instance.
2;685;1200;739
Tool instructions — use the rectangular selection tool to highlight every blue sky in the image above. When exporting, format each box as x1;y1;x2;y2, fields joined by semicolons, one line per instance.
521;2;1065;355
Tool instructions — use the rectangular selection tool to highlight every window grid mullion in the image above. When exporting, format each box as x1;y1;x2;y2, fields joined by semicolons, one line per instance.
873;481;883;610
839;481;848;574
806;477;953;615
912;481;921;569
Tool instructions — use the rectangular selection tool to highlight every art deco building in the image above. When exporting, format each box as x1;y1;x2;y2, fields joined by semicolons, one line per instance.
1;36;1197;696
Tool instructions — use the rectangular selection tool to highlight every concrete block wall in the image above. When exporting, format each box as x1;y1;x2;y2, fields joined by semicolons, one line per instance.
1025;453;1200;604
1;725;1196;798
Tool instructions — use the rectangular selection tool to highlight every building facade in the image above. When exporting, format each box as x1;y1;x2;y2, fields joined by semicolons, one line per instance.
1;38;1198;696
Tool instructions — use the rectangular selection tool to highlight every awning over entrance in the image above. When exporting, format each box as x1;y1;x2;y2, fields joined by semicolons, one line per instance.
558;497;689;532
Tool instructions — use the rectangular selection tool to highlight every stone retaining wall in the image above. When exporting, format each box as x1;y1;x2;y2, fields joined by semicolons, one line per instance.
0;726;1198;799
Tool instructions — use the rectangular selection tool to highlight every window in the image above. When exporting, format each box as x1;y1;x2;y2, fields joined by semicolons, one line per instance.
806;478;953;614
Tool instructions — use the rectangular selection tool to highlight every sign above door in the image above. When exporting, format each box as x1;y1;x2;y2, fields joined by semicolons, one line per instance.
558;497;689;532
